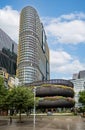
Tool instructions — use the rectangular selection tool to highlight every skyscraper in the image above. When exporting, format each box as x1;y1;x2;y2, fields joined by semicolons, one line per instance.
17;6;50;84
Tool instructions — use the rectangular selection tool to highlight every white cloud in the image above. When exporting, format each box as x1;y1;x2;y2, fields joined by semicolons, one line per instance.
42;12;85;44
50;49;72;65
41;13;85;78
50;49;85;78
0;6;19;43
59;12;85;20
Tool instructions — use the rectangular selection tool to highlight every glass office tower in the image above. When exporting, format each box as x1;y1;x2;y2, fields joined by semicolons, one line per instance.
17;6;50;84
0;28;17;75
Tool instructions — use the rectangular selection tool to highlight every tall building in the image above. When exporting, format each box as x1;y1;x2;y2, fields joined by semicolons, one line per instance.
0;28;17;75
71;78;85;107
71;70;85;107
78;70;85;79
17;6;50;84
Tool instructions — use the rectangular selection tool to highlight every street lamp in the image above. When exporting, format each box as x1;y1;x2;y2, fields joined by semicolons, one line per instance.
33;86;36;128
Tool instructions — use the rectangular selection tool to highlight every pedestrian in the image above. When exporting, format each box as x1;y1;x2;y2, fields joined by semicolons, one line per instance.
9;116;12;124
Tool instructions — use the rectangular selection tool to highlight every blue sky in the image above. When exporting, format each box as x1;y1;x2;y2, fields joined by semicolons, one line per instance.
0;0;85;79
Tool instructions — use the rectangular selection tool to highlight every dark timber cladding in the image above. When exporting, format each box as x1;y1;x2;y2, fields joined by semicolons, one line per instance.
27;79;75;108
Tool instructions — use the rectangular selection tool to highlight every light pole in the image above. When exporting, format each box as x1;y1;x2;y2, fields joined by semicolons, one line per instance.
33;86;36;128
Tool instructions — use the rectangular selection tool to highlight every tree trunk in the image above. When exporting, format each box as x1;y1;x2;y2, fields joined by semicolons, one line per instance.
19;109;22;122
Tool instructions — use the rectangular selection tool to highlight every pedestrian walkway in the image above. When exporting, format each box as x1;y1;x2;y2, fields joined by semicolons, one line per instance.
0;116;85;130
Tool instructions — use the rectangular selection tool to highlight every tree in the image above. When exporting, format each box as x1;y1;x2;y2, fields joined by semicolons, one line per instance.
79;90;85;115
7;86;34;122
79;91;85;105
0;76;8;111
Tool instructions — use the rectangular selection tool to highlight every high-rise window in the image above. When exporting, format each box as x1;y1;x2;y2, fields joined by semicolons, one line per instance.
17;6;50;84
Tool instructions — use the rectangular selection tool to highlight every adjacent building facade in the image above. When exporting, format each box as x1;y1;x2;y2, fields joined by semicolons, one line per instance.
17;6;50;84
0;28;17;75
71;70;85;108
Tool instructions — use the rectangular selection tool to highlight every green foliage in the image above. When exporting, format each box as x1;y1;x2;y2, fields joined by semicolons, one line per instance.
0;76;4;87
6;86;34;122
79;90;85;105
0;76;34;121
43;96;75;103
0;76;8;110
78;106;85;116
41;84;74;92
78;107;85;113
44;96;65;101
7;86;34;110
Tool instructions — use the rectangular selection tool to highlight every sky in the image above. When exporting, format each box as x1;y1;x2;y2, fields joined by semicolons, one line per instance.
0;0;85;80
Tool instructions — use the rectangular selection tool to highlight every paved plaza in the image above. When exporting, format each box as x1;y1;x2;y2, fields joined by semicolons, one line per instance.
0;116;85;130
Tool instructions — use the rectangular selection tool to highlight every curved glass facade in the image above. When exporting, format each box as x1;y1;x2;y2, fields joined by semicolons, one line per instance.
17;6;50;84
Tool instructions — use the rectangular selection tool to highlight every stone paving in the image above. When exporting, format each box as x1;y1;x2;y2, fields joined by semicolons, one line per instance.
0;116;85;130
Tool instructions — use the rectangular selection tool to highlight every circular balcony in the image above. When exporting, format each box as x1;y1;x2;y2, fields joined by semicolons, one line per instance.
27;79;75;108
36;85;74;98
38;97;75;108
26;79;74;88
